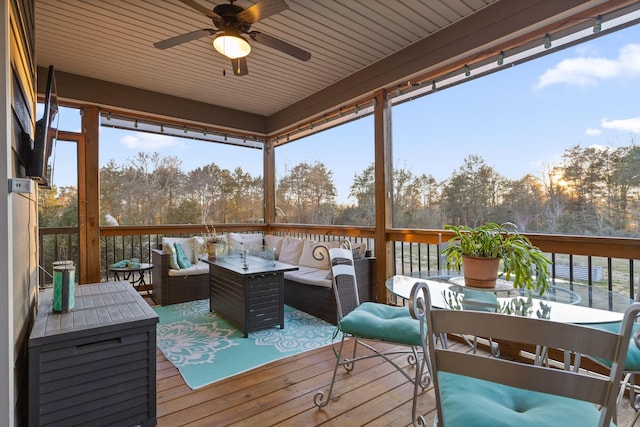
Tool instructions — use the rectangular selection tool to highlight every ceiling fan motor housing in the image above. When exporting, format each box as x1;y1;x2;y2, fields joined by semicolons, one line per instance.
212;3;252;33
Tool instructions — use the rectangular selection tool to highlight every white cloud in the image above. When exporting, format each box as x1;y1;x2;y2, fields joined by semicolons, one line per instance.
585;128;602;136
120;132;185;150
601;117;640;133
536;43;640;89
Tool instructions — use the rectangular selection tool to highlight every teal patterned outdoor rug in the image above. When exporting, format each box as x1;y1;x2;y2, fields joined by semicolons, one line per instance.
154;300;337;389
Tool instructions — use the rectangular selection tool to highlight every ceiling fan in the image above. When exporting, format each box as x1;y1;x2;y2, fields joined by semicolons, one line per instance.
154;0;311;76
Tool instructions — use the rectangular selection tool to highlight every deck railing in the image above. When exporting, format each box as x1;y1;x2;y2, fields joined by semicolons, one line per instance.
39;225;640;305
387;229;640;310
38;227;80;288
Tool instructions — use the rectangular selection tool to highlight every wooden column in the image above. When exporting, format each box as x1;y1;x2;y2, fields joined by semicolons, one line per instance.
81;106;101;284
373;89;393;303
263;139;276;225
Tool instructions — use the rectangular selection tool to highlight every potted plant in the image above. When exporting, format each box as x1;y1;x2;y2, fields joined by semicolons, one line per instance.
441;222;551;294
203;225;227;259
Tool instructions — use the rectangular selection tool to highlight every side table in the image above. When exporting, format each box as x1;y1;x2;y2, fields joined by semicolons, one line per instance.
109;262;153;294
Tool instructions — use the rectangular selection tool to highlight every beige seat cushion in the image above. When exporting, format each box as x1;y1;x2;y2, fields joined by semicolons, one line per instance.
284;267;332;288
167;260;209;276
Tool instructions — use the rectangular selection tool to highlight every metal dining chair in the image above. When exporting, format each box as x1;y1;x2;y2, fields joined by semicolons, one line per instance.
410;280;640;427
313;242;432;427
579;292;640;426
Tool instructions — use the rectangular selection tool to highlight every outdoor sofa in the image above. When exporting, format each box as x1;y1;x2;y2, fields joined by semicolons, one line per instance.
151;233;376;324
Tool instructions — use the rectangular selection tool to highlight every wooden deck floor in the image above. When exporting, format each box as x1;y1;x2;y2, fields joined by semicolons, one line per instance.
155;339;640;427
156;339;443;427
147;294;639;427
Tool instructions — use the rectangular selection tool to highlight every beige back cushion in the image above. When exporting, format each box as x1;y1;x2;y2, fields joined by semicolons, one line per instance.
326;240;367;259
352;242;367;259
278;236;304;265
264;234;284;259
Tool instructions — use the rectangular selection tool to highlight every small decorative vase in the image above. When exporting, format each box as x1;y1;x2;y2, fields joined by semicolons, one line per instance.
207;243;217;259
462;256;500;288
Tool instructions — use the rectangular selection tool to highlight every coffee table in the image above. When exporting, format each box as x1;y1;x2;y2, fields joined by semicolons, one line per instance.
205;256;298;337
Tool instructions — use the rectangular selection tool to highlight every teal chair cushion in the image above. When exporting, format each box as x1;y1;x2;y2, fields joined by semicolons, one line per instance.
438;372;613;427
338;302;421;346
587;321;640;370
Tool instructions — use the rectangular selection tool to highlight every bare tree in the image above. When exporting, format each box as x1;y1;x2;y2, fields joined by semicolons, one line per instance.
277;161;336;224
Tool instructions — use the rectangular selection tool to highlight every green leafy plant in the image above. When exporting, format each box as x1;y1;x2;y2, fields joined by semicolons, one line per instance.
441;222;551;294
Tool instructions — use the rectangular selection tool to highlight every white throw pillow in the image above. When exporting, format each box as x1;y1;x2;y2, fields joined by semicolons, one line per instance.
162;240;180;270
264;234;284;259
278;236;304;265
298;240;330;269
192;235;206;262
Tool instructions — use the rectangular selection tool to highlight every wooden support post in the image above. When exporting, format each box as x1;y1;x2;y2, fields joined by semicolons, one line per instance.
81;106;101;284
374;89;393;303
263;138;276;225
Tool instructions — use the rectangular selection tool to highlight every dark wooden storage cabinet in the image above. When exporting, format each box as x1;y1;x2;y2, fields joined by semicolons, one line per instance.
28;281;158;427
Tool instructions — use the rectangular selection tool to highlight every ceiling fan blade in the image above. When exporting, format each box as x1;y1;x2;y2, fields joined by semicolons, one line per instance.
249;31;311;61
154;29;216;49
231;57;249;76
179;0;221;20
238;0;288;24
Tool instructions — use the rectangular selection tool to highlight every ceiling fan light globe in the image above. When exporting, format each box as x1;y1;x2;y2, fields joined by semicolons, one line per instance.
213;34;251;59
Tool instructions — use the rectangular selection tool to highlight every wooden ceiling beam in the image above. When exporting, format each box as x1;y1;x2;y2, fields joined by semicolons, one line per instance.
39;67;268;135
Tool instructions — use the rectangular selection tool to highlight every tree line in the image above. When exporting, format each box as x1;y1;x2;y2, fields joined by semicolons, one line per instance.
38;141;640;237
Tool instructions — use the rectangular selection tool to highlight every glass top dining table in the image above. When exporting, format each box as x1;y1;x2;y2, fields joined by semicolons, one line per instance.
385;271;633;324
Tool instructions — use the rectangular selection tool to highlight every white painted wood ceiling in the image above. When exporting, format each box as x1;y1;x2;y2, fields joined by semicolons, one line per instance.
35;0;496;117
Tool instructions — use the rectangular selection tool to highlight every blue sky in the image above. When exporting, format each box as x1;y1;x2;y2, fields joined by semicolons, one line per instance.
51;22;640;204
391;24;640;184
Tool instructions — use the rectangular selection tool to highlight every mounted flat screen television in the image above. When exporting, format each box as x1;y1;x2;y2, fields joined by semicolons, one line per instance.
26;65;58;188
